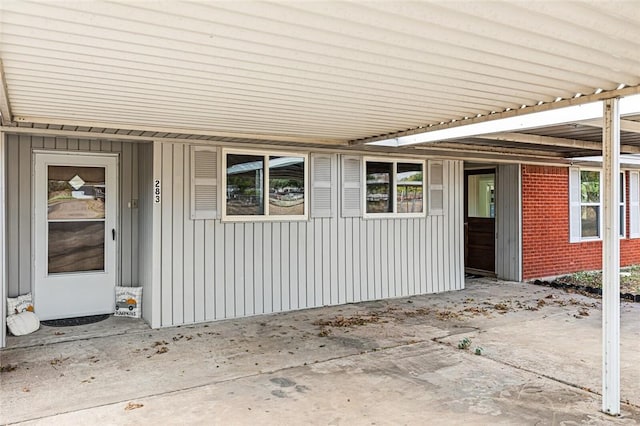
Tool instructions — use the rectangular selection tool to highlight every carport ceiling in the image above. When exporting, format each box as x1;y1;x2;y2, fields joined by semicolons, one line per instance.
1;1;640;153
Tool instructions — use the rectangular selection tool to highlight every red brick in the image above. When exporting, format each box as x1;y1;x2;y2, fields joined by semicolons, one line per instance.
521;166;640;280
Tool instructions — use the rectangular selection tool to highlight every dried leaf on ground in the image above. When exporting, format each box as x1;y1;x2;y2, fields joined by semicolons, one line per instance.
0;364;17;373
125;402;144;411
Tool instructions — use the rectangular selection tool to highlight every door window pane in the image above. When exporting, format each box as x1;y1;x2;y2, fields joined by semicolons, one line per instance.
468;174;495;218
48;166;105;220
269;156;305;216
397;163;423;213
226;154;264;215
366;162;393;213
48;222;105;273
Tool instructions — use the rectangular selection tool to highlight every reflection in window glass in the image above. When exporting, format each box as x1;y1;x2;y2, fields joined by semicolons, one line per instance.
226;154;264;215
269;156;305;216
366;162;393;213
580;171;600;203
49;221;105;273
48;166;106;220
397;163;423;213
581;206;599;238
467;174;495;218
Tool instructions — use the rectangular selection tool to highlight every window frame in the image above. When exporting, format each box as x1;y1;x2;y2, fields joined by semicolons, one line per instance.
572;168;626;242
362;157;426;219
221;148;309;222
579;168;602;241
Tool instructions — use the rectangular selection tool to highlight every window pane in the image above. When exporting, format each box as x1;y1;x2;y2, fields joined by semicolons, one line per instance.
467;173;495;218
581;206;599;238
366;162;393;213
226;154;264;216
49;221;105;273
580;171;600;203
48;166;106;220
621;205;625;237
269;156;305;216
397;163;423;213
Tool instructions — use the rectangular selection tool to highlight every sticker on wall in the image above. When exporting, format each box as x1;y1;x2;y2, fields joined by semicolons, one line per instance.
114;286;142;318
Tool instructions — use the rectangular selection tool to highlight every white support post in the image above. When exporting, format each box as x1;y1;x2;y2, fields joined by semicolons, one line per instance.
602;98;621;415
0;132;6;348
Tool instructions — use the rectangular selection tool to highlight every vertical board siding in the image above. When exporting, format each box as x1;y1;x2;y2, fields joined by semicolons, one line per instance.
138;143;154;325
496;164;522;282
149;141;465;327
5;134;141;297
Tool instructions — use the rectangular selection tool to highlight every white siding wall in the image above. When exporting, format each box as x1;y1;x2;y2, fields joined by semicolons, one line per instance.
496;164;522;281
137;142;157;326
5;134;141;297
152;142;464;327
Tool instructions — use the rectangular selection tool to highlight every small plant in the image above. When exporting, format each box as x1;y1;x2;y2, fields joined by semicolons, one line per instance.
457;337;472;350
474;347;484;356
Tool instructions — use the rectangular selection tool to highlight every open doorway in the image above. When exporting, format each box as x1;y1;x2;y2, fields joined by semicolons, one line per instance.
463;163;522;281
464;168;496;276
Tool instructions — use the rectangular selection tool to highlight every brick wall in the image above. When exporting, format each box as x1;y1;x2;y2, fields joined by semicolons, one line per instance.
521;165;640;280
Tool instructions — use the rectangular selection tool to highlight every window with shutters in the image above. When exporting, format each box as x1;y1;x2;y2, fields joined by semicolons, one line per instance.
363;158;425;218
222;149;308;221
569;168;625;241
190;146;219;220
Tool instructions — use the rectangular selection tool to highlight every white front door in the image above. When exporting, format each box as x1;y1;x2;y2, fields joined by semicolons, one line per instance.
34;152;118;320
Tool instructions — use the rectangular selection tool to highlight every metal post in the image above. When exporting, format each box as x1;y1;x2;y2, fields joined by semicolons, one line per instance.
0;132;6;348
602;98;620;415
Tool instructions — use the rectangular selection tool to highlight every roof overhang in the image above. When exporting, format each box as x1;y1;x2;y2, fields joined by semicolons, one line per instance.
1;0;639;161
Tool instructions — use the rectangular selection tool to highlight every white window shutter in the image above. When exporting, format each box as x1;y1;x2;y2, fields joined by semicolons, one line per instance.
630;171;640;238
341;155;362;217
191;146;218;220
569;167;581;242
428;160;444;216
311;154;334;218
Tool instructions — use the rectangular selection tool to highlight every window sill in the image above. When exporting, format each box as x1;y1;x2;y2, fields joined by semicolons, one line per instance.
221;215;309;223
362;213;426;220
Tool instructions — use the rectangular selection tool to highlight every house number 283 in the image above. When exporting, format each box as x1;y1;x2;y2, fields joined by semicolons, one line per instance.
154;179;161;204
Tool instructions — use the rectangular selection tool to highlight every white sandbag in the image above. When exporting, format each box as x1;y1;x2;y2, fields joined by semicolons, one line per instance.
7;311;40;336
7;293;34;315
114;286;142;318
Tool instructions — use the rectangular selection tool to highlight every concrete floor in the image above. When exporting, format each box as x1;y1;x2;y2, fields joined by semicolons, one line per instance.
1;278;639;425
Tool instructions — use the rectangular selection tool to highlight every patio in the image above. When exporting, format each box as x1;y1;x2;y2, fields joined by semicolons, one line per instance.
1;277;639;424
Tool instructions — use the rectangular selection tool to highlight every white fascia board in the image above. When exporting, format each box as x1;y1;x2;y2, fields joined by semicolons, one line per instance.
369;102;604;147
620;93;640;115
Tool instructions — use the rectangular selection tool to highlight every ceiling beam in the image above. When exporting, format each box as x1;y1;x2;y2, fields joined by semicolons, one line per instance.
0;125;348;150
420;142;565;157
0;60;13;126
474;132;640;154
12;116;346;146
579;118;640;134
351;85;640;145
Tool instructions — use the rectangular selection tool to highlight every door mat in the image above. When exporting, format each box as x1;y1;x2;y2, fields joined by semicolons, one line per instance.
41;314;110;327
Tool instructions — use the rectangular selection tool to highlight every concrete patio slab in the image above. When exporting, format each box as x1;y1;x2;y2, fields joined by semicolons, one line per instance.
1;278;639;425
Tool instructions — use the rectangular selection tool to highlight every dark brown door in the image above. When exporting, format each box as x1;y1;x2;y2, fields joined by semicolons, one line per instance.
464;170;496;275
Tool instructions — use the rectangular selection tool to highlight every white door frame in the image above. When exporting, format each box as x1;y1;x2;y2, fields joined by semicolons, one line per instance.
33;151;118;320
